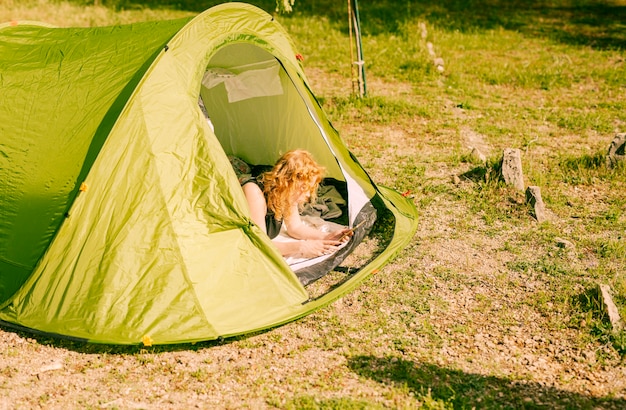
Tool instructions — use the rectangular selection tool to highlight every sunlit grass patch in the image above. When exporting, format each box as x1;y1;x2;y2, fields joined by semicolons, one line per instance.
558;150;626;184
593;237;626;260
325;95;434;125
283;396;387;410
549;109;618;133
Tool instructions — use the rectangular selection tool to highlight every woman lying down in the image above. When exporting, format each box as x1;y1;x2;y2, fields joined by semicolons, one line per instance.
239;150;353;259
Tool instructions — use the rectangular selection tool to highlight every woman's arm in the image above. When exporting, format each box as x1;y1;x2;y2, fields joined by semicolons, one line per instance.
242;182;267;235
272;240;305;256
282;205;326;240
283;205;352;242
274;237;340;258
281;205;353;258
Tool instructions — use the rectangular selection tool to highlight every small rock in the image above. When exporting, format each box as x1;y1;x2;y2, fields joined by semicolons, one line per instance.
501;148;524;190
434;57;445;72
555;237;575;250
426;42;435;57
525;186;548;222
582;350;596;364
535;357;548;368
418;22;427;39
470;147;486;163
598;284;624;332
555;238;576;260
606;132;626;167
35;361;63;374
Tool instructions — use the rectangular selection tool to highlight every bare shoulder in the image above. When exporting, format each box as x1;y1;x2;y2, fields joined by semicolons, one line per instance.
242;181;263;197
242;182;265;211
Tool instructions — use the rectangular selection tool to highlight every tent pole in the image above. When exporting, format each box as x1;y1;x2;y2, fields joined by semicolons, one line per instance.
351;0;366;97
348;0;356;96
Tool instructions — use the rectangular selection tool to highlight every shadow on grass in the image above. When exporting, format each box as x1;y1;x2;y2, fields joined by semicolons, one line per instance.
87;0;625;50
459;158;502;185
348;355;626;409
0;321;235;354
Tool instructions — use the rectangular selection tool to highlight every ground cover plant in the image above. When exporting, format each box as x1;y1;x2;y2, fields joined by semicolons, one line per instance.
1;0;625;408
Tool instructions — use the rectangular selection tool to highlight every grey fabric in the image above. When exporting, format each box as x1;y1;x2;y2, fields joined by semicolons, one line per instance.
302;185;346;220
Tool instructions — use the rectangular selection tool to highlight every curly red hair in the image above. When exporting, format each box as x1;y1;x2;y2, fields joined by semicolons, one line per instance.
262;150;325;221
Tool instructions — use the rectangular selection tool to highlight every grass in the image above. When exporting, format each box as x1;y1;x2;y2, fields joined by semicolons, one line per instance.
1;0;626;409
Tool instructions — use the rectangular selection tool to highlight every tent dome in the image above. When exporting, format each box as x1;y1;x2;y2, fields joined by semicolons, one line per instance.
0;3;417;345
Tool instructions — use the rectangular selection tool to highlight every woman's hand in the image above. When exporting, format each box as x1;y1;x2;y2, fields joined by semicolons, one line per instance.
298;239;341;258
324;227;353;243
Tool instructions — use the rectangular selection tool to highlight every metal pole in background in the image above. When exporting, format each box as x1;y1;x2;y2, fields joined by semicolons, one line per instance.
348;0;356;96
348;0;367;97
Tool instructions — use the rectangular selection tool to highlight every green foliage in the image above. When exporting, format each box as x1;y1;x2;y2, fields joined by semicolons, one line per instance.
283;396;385;410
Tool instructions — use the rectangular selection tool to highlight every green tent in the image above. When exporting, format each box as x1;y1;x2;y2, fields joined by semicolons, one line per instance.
0;3;418;345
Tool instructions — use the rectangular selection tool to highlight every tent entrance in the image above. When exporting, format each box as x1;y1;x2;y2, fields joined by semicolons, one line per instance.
198;42;380;286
